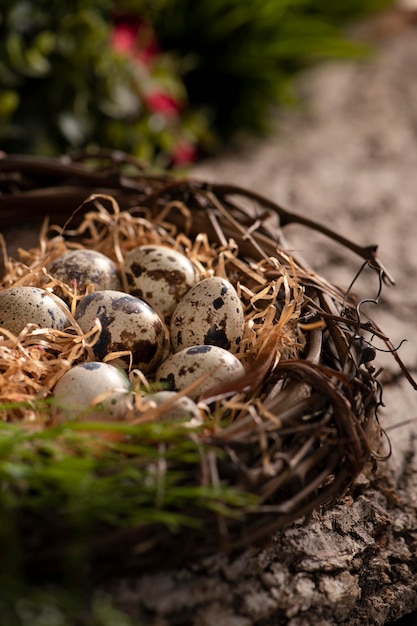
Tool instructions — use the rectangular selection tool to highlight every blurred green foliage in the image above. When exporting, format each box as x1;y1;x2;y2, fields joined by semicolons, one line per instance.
1;587;138;626
143;0;393;138
0;0;392;164
0;417;255;624
0;0;205;166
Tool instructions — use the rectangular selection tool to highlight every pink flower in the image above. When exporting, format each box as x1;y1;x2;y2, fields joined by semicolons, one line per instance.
145;92;180;117
110;19;160;65
111;22;140;55
172;141;197;165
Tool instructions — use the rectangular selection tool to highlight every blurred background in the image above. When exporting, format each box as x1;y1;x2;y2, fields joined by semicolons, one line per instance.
0;0;398;168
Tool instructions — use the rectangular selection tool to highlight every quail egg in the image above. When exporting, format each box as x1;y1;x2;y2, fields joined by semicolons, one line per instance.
155;344;245;400
170;276;245;353
0;286;71;335
75;289;167;372
124;244;200;317
47;249;121;298
52;361;131;422
140;390;202;425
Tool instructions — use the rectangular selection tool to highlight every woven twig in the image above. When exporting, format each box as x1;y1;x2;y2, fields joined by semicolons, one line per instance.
0;150;398;580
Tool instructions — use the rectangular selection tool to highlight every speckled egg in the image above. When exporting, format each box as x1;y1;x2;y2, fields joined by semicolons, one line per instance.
170;276;245;353
155;344;245;400
75;290;167;372
124;244;200;317
140;390;202;424
52;362;131;422
47;249;121;298
0;286;71;335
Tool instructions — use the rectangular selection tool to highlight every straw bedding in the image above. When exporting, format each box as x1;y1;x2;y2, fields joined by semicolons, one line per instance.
0;150;395;580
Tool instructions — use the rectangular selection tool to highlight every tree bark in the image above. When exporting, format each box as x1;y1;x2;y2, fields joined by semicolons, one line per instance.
107;444;417;625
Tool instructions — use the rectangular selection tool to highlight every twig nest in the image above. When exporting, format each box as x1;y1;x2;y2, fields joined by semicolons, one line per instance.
0;150;400;580
52;362;132;422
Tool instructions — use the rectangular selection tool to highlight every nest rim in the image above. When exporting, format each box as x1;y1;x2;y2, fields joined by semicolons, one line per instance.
0;149;392;581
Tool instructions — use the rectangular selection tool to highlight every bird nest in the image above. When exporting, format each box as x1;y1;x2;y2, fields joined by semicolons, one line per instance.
0;150;396;583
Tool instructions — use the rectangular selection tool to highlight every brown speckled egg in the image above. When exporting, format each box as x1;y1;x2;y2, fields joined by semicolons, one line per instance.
52;362;132;422
155;344;245;400
47;249;121;297
170;276;245;353
75;290;167;372
140;390;202;425
124;245;200;317
0;286;71;335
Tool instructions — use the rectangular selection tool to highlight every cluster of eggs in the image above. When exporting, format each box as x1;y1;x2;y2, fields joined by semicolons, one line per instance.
0;245;247;423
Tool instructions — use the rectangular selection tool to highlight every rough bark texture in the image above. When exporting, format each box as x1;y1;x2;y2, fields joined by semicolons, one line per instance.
108;466;417;625
102;18;417;626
